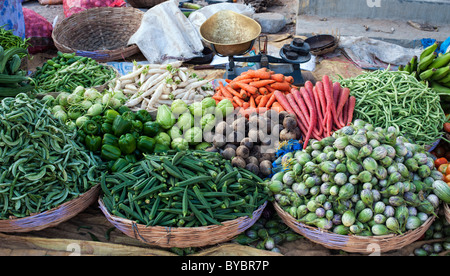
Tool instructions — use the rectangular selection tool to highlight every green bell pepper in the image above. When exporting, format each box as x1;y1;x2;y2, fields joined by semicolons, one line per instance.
132;120;143;133
137;136;156;153
118;133;137;155
117;105;131;115
112;115;132;137
85;135;102;152
122;111;136;121
101;144;121;161
103;109;120;124
83;120;100;135
136;109;153;123
102;133;119;147
111;158;129;172
143;121;161;137
154;143;170;153
101;122;113;134
77;129;87;142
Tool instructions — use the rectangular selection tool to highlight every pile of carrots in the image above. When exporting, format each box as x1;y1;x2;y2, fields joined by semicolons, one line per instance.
273;75;356;149
212;68;297;117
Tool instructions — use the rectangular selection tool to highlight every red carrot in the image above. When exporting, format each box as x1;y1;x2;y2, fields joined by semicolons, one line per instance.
315;81;327;118
286;93;309;136
336;87;350;128
322;75;336;135
304;81;314;95
312;86;324;138
292;88;310;121
342;99;349;127
305;84;322;138
274;90;296;116
346;96;356;125
299;87;317;149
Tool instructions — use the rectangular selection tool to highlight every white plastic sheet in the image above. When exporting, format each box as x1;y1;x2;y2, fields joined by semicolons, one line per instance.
128;0;204;64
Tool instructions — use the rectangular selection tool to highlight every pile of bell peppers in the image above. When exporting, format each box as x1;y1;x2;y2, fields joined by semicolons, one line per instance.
76;105;169;172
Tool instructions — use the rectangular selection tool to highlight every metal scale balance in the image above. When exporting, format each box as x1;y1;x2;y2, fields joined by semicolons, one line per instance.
199;10;311;85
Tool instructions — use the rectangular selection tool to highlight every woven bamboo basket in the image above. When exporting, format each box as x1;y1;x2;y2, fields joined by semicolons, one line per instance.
274;202;435;254
0;185;100;233
445;203;450;224
126;0;167;8
52;7;144;63
99;198;267;248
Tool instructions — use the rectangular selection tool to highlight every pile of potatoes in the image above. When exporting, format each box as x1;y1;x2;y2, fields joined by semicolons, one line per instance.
204;110;301;178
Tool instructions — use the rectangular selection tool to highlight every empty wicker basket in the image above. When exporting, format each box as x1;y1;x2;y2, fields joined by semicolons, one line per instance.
99;198;267;248
274;202;435;254
0;185;100;233
52;7;144;63
126;0;167;8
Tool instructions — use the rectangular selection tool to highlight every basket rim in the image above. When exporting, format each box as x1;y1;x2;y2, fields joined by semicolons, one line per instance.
98;197;267;247
273;201;436;253
0;184;100;232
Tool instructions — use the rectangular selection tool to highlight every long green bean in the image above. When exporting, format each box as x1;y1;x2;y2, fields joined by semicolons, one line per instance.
339;70;446;146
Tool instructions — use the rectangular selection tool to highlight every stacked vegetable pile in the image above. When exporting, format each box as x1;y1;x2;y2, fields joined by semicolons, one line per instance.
0;46;33;98
397;43;450;110
0;93;104;219
340;69;446;147
100;150;268;227
0;26;31;56
213;68;296;114
274;76;356;149
263;119;444;236
118;61;214;112
206;109;301;178
32;52;116;94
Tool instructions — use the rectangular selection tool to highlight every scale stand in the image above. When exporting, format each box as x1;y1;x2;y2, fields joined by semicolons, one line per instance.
224;35;312;85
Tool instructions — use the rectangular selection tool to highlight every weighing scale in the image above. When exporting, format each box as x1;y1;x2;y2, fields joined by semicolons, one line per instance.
199;10;312;85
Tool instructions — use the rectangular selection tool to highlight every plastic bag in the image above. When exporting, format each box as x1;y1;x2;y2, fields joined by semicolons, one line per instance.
339;36;422;70
0;0;26;38
23;8;55;54
127;0;204;64
63;0;126;17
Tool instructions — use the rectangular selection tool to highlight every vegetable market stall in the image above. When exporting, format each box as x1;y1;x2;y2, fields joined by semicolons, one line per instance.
1;14;450;257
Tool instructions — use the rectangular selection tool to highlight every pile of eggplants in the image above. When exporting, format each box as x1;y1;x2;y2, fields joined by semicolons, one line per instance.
262;119;444;236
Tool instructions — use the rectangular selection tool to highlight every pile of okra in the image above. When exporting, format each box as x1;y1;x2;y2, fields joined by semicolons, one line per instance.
100;150;269;227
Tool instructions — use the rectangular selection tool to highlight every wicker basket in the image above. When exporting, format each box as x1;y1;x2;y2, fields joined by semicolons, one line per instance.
445;203;450;224
274;202;435;254
0;185;100;233
99;198;267;248
52;7;144;63
126;0;167;8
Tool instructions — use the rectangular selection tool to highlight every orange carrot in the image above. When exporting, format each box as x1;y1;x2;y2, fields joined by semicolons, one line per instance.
271;73;285;83
264;85;277;94
255;95;263;106
240;89;248;99
225;85;242;98
242;102;250;109
258;95;270;108
270;82;291;91
233;96;244;107
250;68;272;79
249;95;256;108
259;87;269;95
232;82;258;95
285;75;294;84
265;93;277;108
271;102;285;112
225;79;233;83
213;95;226;101
249;79;276;88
